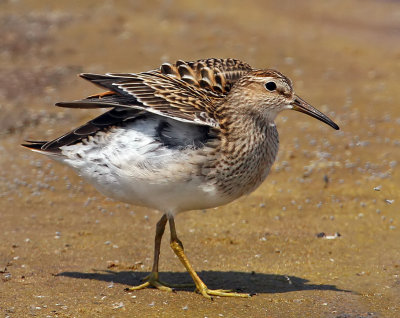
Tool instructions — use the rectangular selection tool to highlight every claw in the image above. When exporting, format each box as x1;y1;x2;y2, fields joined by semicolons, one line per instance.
196;286;251;298
125;272;194;293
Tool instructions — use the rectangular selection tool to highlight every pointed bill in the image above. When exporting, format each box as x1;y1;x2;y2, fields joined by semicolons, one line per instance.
291;96;339;130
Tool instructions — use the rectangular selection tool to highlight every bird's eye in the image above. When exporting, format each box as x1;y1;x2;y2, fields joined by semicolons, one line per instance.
265;81;277;91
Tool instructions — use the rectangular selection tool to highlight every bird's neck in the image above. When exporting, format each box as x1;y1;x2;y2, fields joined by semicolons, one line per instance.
219;107;272;142
212;109;279;198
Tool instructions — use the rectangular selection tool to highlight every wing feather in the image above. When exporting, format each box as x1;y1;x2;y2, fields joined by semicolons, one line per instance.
55;58;253;128
24;58;254;153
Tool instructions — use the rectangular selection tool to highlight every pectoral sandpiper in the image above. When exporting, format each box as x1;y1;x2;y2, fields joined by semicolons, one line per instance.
23;58;339;299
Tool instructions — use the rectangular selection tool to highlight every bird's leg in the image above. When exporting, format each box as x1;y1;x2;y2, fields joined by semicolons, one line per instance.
127;214;172;291
126;213;192;292
168;215;251;299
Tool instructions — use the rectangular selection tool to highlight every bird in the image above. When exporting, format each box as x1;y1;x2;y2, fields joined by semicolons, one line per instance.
23;58;339;299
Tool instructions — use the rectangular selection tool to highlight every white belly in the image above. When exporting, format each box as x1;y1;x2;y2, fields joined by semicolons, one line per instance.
57;121;230;213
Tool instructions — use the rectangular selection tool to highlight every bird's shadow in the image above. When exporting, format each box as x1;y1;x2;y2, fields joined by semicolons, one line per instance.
56;270;351;294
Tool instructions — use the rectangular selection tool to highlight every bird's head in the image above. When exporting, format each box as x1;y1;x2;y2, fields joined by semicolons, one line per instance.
230;69;339;130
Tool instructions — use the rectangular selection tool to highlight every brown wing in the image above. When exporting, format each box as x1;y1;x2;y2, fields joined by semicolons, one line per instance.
57;71;219;128
113;71;220;127
56;58;253;128
159;58;252;97
24;58;253;152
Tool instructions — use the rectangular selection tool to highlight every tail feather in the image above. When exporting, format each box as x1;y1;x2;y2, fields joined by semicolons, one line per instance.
55;95;137;109
55;101;115;109
22;140;46;149
79;73;134;91
21;140;60;154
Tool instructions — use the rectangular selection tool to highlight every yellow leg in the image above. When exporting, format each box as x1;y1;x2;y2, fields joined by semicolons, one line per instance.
127;271;174;292
126;214;193;293
168;215;251;299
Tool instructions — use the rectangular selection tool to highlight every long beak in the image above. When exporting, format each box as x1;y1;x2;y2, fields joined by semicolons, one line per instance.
291;95;339;130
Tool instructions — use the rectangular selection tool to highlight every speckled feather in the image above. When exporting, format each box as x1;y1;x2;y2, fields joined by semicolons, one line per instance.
22;58;341;299
23;58;338;213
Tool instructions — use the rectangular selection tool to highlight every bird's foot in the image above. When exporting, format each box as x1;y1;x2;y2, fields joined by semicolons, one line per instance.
195;284;252;299
125;272;194;293
168;239;253;299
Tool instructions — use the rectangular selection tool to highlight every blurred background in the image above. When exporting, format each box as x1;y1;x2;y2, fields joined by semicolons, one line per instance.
1;0;399;317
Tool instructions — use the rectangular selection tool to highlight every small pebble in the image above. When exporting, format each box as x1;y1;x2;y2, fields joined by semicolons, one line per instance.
112;302;124;309
316;232;341;239
325;232;341;240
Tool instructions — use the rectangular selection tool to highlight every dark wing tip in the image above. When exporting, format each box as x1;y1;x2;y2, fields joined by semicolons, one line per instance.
22;140;62;154
55;101;72;107
21;140;46;150
55;101;113;109
79;73;101;81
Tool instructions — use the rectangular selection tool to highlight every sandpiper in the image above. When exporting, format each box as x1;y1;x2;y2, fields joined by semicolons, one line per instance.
23;58;339;299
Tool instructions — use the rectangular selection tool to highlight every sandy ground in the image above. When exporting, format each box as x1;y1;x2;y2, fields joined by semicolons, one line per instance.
1;0;400;317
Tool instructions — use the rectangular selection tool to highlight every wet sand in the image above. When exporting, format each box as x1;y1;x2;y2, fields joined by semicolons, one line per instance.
1;0;399;317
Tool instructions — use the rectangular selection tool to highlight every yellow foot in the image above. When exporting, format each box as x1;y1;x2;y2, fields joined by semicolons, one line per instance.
196;286;253;299
125;272;194;293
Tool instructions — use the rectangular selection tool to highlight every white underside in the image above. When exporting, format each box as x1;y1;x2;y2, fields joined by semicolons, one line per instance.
55;119;230;214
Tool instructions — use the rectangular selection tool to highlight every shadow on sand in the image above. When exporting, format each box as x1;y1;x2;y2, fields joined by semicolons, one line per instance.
57;270;350;294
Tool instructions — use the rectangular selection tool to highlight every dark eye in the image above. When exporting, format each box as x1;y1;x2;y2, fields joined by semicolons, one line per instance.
265;81;277;91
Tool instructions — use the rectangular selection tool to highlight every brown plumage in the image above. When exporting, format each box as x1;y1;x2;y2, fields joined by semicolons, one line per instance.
23;58;339;299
